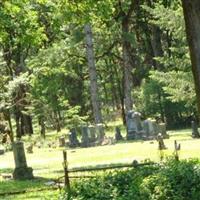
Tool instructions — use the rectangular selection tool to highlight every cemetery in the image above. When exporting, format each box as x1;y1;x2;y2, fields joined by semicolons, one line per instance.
1;0;200;199
0;117;200;199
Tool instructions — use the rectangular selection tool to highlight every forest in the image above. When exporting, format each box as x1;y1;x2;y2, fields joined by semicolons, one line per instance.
1;0;200;200
0;0;198;137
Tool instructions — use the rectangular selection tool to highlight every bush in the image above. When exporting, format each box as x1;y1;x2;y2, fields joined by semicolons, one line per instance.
60;159;200;200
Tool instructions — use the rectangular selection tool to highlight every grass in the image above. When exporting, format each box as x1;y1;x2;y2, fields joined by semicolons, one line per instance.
0;126;200;199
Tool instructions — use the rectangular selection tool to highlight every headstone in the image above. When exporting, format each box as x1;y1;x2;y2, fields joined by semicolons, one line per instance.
143;119;158;139
143;120;150;137
81;126;89;147
96;124;105;143
88;125;96;143
0;147;5;155
12;141;33;180
59;136;65;147
156;133;167;150
191;121;200;138
69;128;79;148
126;110;143;140
158;123;169;139
151;120;159;135
174;140;180;161
115;127;123;141
174;140;181;151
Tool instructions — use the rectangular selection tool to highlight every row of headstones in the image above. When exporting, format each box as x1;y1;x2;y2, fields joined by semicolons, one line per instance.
114;122;167;142
126;111;168;140
59;124;105;148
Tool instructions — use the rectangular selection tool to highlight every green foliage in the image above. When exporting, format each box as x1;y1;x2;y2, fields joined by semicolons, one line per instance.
150;70;195;106
141;159;200;200
0;0;199;135
61;159;200;200
135;1;197;127
139;78;164;118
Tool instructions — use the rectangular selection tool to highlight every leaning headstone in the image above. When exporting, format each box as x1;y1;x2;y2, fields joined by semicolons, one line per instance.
96;124;105;143
59;136;65;147
126;110;143;140
191;121;200;138
88;125;96;143
115;127;123;141
81;126;89;147
69;128;79;148
12;141;33;180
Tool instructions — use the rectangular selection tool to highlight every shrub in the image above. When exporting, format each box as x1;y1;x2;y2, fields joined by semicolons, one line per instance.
60;159;200;200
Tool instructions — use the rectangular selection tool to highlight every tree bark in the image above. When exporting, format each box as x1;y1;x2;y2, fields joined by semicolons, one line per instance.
84;24;103;124
122;19;133;112
182;0;200;116
112;58;126;124
39;116;46;139
151;26;164;69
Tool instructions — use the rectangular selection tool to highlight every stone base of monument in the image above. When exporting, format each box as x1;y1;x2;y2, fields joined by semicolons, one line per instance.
0;148;5;155
127;130;146;140
13;167;33;180
126;131;136;140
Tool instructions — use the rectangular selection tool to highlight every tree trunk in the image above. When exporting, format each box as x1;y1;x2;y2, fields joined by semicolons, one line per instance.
54;111;61;132
39;116;46;139
84;24;103;124
122;20;133;112
15;109;22;139
182;0;200;116
151;26;164;69
112;58;126;124
22;114;33;136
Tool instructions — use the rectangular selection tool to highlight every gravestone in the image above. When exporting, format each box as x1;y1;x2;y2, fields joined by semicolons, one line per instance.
156;133;167;150
69;128;79;148
158;123;169;138
143;119;158;139
12;141;33;180
81;126;90;147
88;125;96;143
59;136;65;147
0;146;5;155
143;120;150;138
191;121;200;138
126;110;143;140
151;120;159;135
115;127;123;141
96;124;105;143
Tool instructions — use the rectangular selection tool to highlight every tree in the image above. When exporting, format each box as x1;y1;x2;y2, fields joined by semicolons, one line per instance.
182;0;200;117
84;24;103;124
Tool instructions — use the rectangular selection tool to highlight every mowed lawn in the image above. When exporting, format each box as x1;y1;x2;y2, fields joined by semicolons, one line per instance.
0;128;200;200
1;129;200;178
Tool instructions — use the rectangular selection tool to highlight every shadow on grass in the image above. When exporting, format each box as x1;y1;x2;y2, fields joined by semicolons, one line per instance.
0;177;60;200
0;168;13;174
